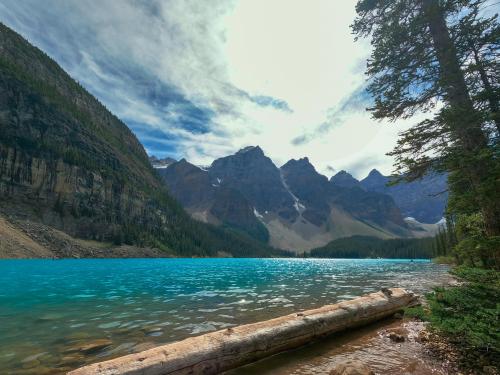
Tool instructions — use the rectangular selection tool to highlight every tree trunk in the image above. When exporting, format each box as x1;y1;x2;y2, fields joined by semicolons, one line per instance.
422;0;500;236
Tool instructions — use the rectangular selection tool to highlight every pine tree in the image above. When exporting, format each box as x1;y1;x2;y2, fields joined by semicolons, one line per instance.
352;0;500;236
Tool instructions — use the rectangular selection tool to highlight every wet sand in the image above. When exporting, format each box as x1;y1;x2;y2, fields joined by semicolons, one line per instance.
225;318;452;375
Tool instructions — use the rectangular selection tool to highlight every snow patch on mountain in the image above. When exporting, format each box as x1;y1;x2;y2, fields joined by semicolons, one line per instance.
279;171;306;214
253;208;264;220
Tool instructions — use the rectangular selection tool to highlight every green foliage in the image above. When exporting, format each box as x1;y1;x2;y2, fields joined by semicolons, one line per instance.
436;213;500;269
455;236;500;269
418;267;500;371
404;305;428;320
310;235;434;258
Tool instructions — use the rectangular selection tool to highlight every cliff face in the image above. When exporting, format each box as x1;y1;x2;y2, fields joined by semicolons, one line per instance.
0;23;278;257
361;169;448;224
157;159;269;242
281;158;407;229
209;146;298;221
160;149;415;252
0;23;168;242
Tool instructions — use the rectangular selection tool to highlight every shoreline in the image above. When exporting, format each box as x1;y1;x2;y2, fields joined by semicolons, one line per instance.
69;289;417;375
227;317;458;375
226;274;462;375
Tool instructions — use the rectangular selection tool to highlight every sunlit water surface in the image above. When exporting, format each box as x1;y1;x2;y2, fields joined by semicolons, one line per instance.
0;258;450;374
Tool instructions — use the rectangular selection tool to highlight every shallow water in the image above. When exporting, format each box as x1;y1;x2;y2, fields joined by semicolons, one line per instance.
0;258;450;374
228;319;451;375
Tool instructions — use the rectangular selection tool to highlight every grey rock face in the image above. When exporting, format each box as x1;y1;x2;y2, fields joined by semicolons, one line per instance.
361;169;447;223
209;146;298;221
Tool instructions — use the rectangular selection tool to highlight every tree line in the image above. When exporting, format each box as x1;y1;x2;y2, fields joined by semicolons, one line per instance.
309;235;435;259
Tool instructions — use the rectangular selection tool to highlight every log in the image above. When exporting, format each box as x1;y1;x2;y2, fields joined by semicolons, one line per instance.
69;288;417;375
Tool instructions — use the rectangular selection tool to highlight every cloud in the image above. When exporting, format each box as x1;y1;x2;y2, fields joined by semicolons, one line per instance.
248;95;292;112
291;84;372;146
0;0;416;177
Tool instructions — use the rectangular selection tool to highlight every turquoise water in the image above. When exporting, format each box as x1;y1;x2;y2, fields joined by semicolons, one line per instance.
0;258;450;374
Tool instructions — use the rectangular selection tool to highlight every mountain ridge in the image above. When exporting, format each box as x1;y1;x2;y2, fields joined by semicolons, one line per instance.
158;146;445;252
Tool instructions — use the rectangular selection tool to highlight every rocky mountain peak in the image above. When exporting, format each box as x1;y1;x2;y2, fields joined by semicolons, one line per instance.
330;170;360;188
367;168;384;178
149;156;176;169
236;145;264;156
281;157;328;184
361;169;388;189
209;147;297;220
280;157;331;226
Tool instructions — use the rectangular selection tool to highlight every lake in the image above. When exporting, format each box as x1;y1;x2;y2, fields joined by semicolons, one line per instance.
0;258;450;374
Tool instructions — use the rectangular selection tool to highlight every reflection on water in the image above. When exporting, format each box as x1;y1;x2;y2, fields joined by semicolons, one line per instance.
0;258;451;374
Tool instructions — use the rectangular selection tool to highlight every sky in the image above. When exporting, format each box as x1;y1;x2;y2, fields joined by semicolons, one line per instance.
0;0;463;179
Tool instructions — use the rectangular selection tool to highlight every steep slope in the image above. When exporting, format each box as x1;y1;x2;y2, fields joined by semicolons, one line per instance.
159;148;415;252
282;158;408;231
280;158;332;226
361;169;448;223
0;23;280;258
158;159;214;210
209;146;298;221
329;170;361;188
157;159;269;242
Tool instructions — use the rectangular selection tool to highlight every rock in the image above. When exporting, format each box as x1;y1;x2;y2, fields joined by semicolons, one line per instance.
21;359;41;369
61;354;85;366
79;339;113;353
393;311;404;319
416;331;429;343
65;339;112;354
388;332;405;342
330;361;375;375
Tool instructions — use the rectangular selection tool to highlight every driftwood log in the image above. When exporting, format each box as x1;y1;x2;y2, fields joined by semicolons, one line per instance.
69;288;417;375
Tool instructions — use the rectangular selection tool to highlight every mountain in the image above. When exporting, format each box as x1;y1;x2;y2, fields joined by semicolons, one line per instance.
360;169;448;223
282;158;407;230
156;158;269;242
0;23;283;258
159;148;424;252
149;156;176;169
280;158;331;226
209;146;298;221
329;170;361;188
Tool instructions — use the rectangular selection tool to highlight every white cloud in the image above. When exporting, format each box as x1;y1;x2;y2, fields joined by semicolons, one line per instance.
0;0;419;179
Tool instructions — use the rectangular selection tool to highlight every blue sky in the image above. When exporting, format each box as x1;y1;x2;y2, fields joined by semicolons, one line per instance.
1;0;479;178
